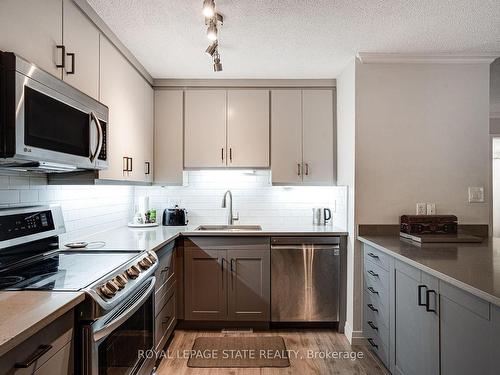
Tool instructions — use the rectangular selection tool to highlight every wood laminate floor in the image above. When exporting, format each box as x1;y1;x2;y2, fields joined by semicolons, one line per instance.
155;329;389;375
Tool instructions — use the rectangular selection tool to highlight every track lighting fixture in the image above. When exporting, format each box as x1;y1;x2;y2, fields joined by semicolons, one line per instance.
202;0;224;72
202;0;215;18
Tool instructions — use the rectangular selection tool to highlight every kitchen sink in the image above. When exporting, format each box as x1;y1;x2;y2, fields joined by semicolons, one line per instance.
195;225;263;231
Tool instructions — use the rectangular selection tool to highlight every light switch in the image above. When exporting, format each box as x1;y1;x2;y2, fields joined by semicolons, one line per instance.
468;187;484;203
426;203;436;215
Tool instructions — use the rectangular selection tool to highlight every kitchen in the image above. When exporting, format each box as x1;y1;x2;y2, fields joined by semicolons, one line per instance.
0;1;499;374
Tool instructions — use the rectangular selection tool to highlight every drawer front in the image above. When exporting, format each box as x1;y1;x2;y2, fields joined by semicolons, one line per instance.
155;244;175;294
155;285;176;351
364;276;389;311
34;341;72;375
364;303;389;346
364;260;390;294
364;244;391;271
364;290;389;327
365;334;389;368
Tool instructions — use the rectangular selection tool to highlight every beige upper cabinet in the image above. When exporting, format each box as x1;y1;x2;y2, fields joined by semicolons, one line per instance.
271;89;334;185
143;82;154;183
271;90;303;184
62;0;100;99
302;89;335;185
227;90;270;168
155;90;184;184
184;90;227;168
0;0;63;78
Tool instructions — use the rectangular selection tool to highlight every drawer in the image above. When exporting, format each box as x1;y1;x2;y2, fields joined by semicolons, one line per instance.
364;290;389;327
364;244;391;271
155;285;176;351
364;260;390;293
154;243;175;294
364;305;389;347
365;333;389;368
364;275;389;310
34;341;72;375
0;311;73;375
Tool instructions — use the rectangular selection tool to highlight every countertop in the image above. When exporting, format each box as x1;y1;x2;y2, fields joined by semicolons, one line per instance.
0;291;85;356
358;235;500;308
67;224;348;253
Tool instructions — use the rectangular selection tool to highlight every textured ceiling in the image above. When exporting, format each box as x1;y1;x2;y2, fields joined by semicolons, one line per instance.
87;0;500;79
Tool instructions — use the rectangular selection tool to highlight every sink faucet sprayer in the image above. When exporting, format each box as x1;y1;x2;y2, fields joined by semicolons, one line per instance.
222;190;239;225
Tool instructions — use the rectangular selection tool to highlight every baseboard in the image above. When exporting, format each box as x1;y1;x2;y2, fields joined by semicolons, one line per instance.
344;321;365;345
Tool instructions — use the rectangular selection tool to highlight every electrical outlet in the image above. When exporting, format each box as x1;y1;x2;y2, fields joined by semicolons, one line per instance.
468;187;484;203
416;203;426;215
426;203;436;215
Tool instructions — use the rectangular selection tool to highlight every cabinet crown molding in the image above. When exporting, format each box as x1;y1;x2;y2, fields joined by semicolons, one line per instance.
153;79;336;88
357;52;498;64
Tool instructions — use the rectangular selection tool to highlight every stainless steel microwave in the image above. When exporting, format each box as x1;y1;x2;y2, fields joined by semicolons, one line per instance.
0;51;108;172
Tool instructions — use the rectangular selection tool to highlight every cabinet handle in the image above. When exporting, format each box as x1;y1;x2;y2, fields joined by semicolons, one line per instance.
56;45;65;68
129;157;133;172
123;157;128;172
229;148;233;163
367;321;378;331
297;163;301;176
367;270;379;277
426;289;437;313
66;52;75;74
418;285;427;306
15;344;52;368
367;303;378;312
367;287;379;295
367;252;379;259
160;266;170;274
221;258;225;288
305;163;309;176
145;161;151;175
367;338;378;349
230;258;235;289
221;147;224;163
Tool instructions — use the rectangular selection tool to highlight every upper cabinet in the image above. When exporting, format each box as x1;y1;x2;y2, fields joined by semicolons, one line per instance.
227;90;270;168
271;89;335;185
184;89;270;169
0;0;63;78
62;0;100;99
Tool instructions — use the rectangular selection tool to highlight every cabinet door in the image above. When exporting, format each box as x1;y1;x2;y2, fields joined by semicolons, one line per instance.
492;305;500;373
185;248;226;320
142;81;154;182
98;37;132;181
394;263;439;375
62;0;100;99
227;90;270;168
302;90;334;185
154;90;184;184
0;0;62;78
184;90;226;168
271;90;303;184
227;249;270;321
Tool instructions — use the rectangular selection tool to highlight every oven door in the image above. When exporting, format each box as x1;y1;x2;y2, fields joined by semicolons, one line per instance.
11;69;107;170
82;277;156;375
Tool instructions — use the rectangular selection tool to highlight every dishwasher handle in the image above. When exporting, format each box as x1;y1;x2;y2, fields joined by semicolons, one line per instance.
271;244;340;252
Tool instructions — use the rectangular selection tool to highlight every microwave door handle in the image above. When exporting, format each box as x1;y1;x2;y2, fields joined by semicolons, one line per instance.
89;112;103;162
92;277;155;342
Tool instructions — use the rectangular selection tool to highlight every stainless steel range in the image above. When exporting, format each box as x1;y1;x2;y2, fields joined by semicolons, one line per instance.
0;205;158;375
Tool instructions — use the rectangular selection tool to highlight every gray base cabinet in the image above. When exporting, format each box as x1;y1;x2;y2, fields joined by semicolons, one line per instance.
184;237;270;322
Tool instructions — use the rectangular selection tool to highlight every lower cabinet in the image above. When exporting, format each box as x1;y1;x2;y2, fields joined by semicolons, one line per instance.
184;237;270;322
0;310;74;375
154;242;177;351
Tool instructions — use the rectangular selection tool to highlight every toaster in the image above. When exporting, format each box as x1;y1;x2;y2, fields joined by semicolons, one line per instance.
162;205;188;226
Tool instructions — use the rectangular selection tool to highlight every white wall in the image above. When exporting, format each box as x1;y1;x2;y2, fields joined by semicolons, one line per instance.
491;58;500;118
0;172;134;243
135;170;347;229
356;62;491;224
336;59;363;342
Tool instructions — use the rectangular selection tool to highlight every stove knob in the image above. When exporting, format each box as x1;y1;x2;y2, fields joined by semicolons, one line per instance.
126;265;141;279
147;251;157;263
138;258;152;270
99;284;116;299
114;274;128;289
106;280;119;293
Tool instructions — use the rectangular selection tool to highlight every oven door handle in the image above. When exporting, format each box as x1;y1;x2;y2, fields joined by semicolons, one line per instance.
89;111;103;163
93;277;155;342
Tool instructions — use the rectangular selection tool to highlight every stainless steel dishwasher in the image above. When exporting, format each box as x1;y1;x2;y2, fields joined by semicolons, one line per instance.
271;237;340;322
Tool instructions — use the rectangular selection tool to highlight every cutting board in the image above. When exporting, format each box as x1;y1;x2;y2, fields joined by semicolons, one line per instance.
400;232;483;243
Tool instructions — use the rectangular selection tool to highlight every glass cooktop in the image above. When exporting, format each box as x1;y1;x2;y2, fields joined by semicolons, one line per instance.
0;252;137;291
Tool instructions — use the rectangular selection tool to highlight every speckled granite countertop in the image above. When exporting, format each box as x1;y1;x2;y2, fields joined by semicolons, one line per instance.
67;224;348;253
358;235;500;307
0;291;85;356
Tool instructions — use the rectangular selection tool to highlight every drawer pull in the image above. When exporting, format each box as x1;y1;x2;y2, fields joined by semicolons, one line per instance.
367;303;378;312
367;321;378;331
367;287;379;295
418;285;427;306
367;270;379;277
15;344;52;368
367;252;379;259
367;338;378;349
160;267;170;274
426;289;437;313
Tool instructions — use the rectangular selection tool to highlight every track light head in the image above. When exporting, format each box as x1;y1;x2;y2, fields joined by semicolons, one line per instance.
213;52;222;72
202;0;215;18
207;21;218;41
205;41;218;56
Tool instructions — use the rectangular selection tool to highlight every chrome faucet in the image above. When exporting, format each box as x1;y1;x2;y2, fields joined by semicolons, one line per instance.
222;190;239;225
